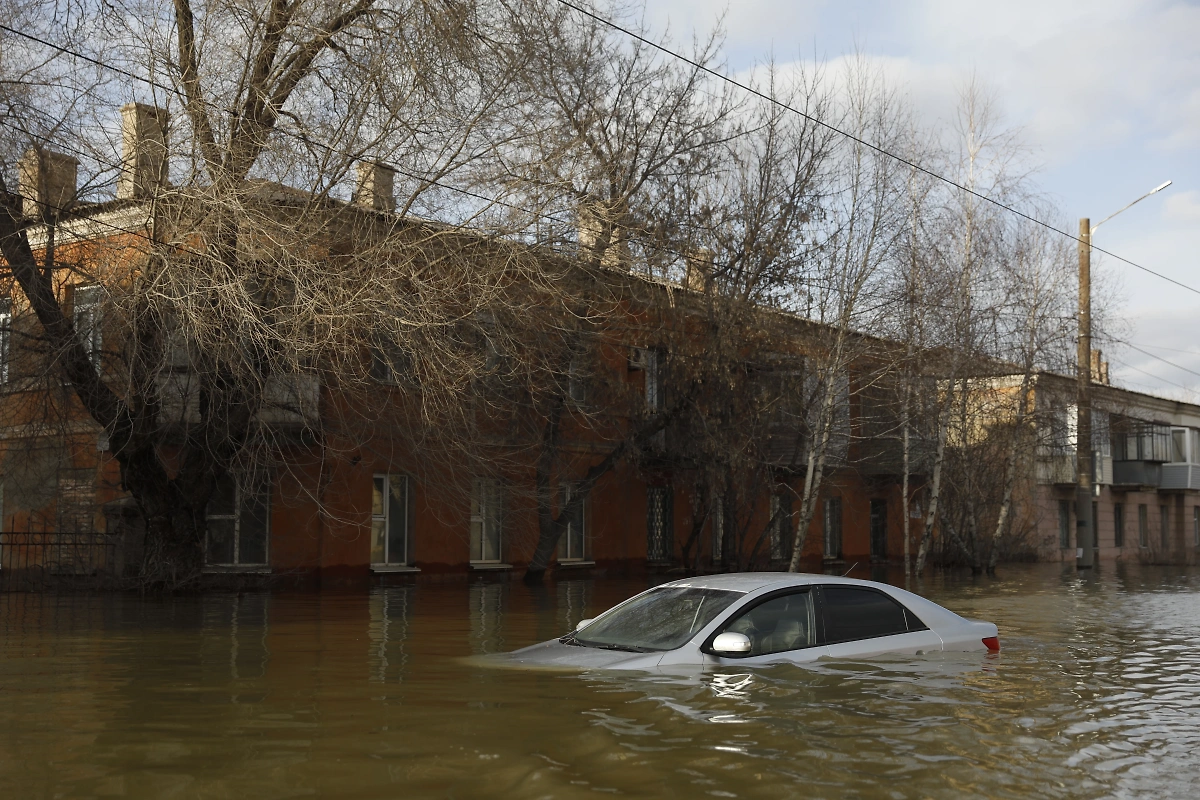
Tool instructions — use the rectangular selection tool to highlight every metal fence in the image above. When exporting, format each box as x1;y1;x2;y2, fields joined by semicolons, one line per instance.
0;531;121;592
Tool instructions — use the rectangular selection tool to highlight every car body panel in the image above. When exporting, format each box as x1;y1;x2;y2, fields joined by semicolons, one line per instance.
824;629;943;659
503;573;997;671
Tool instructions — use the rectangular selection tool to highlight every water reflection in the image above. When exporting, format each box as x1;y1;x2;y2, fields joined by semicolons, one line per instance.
2;564;1200;798
368;587;413;684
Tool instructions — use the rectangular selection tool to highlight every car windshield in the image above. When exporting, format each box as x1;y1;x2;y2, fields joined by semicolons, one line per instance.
573;587;743;652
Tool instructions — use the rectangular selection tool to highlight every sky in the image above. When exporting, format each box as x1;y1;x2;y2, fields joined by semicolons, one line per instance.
638;0;1200;400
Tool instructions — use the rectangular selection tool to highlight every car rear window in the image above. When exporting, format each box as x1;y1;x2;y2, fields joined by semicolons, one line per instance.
821;586;926;643
575;587;742;652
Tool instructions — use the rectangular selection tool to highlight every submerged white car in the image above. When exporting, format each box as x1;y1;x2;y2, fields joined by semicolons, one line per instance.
506;573;1000;670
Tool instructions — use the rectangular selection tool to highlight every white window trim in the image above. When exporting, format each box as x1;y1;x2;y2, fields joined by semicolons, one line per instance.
470;477;504;565
558;483;589;563
371;473;412;567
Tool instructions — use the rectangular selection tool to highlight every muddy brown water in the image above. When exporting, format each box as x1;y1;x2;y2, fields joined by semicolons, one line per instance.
2;563;1200;798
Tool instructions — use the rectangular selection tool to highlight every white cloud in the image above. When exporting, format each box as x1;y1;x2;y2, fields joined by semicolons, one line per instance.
1163;190;1200;224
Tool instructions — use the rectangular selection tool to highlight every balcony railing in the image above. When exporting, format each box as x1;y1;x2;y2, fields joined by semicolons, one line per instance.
1161;463;1200;491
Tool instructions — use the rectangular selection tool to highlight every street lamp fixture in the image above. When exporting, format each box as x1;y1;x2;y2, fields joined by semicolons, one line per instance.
1076;179;1172;570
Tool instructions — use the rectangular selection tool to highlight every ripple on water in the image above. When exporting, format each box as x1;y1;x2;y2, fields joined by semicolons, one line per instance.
2;563;1200;798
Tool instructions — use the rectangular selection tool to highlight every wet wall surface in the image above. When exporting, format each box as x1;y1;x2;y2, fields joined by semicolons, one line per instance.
2;563;1199;798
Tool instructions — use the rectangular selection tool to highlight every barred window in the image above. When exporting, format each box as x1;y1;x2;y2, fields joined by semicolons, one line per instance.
72;285;103;372
646;485;673;563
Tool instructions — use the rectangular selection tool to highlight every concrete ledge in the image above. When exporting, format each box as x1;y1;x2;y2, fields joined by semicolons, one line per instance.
371;565;421;574
556;560;596;568
468;563;513;571
202;566;271;575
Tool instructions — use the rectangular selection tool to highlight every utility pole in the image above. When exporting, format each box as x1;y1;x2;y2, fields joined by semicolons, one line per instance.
1074;182;1170;570
1077;218;1095;569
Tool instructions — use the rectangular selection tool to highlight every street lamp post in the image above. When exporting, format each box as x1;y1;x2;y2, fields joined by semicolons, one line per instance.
1076;180;1172;570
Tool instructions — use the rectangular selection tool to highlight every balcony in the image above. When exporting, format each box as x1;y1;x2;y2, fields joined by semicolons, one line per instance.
1161;463;1200;491
1112;460;1162;487
1037;453;1076;486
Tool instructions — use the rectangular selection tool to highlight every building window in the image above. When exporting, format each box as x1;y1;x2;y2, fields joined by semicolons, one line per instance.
558;483;588;562
0;297;10;385
567;357;587;405
1160;504;1170;550
646;484;673;563
470;478;503;563
824;497;843;560
1138;504;1148;548
205;474;270;567
371;474;412;566
770;492;793;561
370;339;413;385
711;495;725;565
72;285;103;372
1058;500;1071;549
1193;506;1199;547
1113;503;1124;548
869;499;887;560
630;347;662;412
1092;501;1099;549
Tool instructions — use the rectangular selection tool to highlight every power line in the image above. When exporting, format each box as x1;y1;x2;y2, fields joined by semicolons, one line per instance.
1116;340;1200;381
1;20;1185;327
1108;355;1197;394
551;0;1200;298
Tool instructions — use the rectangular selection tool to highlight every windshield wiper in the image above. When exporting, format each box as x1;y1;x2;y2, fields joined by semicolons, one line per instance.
572;641;652;653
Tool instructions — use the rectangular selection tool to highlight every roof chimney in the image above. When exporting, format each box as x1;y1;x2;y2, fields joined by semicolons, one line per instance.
117;102;168;200
18;148;79;217
1091;349;1109;385
684;248;714;292
577;199;629;268
355;161;395;212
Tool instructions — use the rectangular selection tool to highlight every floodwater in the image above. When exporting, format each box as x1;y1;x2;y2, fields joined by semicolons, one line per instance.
2;564;1200;799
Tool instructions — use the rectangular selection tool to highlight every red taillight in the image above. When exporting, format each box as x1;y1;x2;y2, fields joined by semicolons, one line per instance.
982;636;1000;652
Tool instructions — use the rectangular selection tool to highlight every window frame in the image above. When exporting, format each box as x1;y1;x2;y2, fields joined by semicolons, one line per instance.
1058;499;1072;549
710;495;725;566
700;587;820;658
558;482;589;562
1138;503;1149;548
815;584;929;646
470;477;504;564
646;484;674;564
869;499;888;560
769;492;793;562
1193;506;1199;548
823;496;843;560
1160;504;1170;549
371;473;413;567
1114;503;1125;548
72;284;104;373
0;297;11;385
204;473;271;568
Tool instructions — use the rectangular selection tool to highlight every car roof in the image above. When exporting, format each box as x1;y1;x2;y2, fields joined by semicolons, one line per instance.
660;572;894;593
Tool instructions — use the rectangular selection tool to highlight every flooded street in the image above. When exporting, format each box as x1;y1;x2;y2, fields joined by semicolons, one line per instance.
3;563;1200;799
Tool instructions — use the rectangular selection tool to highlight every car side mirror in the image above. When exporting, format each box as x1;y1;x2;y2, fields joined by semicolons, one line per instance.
575;618;594;631
711;632;752;655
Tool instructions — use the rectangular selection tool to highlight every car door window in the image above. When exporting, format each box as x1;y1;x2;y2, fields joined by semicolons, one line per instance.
821;586;925;643
721;591;816;656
